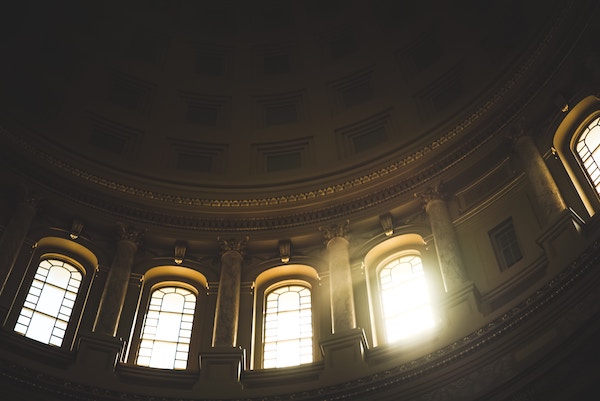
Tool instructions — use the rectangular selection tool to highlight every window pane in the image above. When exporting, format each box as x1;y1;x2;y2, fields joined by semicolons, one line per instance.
263;284;313;368
576;116;600;192
14;259;83;347
379;255;435;342
136;286;197;370
489;218;523;271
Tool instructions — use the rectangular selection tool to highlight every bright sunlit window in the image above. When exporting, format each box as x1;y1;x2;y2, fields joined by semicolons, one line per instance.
379;254;435;343
575;115;600;195
263;284;313;368
136;286;196;370
14;258;83;346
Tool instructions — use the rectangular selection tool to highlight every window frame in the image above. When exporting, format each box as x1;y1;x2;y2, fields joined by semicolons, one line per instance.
489;217;523;272
125;266;208;371
554;95;600;217
14;257;84;347
7;237;97;351
135;283;198;370
251;264;321;370
261;282;314;369
376;251;436;343
363;233;440;347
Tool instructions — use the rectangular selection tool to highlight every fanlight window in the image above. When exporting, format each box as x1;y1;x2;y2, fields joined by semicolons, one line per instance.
575;115;600;195
136;286;196;370
379;254;435;342
14;258;83;346
263;284;313;368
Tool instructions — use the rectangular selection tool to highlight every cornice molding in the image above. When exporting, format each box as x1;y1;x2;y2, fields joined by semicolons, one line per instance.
0;1;581;235
0;2;568;211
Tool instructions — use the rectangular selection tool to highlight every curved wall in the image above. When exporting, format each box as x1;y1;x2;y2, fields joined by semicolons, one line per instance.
1;1;600;400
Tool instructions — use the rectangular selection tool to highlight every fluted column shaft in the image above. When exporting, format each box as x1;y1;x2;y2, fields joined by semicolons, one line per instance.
321;222;356;333
93;226;141;337
212;238;246;347
515;134;566;220
327;237;357;333
425;196;468;292
0;196;37;295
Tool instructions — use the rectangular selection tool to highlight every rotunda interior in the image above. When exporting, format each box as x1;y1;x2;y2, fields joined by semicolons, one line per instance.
1;0;600;400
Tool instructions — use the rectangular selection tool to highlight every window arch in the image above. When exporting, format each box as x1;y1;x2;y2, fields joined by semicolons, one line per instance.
252;264;321;369
136;285;197;370
14;258;83;347
126;265;208;371
554;95;600;217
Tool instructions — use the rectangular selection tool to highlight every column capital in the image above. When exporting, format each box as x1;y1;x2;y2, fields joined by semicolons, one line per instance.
218;236;249;257
21;193;40;208
116;224;145;246
415;183;448;208
14;184;40;206
507;119;541;147
319;219;350;243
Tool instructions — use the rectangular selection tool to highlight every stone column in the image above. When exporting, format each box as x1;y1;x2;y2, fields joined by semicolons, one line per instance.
514;134;567;220
212;237;247;347
318;221;367;377
0;192;37;295
419;186;469;292
201;237;247;385
320;220;356;333
93;224;144;337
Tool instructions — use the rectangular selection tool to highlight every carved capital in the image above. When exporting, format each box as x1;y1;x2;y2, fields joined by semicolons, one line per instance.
218;236;249;257
319;220;350;242
507;119;533;146
415;183;447;207
116;224;145;246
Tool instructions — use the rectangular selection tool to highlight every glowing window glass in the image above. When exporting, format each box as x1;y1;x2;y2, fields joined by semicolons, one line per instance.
136;286;196;370
575;116;600;195
263;285;313;368
14;258;82;347
379;254;435;342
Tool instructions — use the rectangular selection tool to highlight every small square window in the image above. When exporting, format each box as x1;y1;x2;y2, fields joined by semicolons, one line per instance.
489;218;523;271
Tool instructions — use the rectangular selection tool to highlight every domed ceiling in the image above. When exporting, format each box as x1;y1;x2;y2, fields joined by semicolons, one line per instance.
0;0;581;236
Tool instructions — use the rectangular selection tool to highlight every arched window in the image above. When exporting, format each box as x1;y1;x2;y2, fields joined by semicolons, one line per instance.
125;265;209;371
136;286;197;370
378;254;435;343
575;115;600;195
553;95;600;217
263;284;313;369
14;258;83;347
364;233;440;346
251;264;321;370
